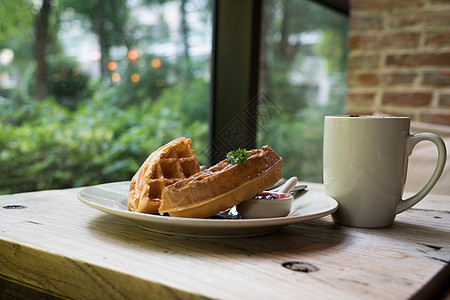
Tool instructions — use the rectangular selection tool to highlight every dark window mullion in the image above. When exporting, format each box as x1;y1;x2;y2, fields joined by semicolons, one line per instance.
209;0;262;165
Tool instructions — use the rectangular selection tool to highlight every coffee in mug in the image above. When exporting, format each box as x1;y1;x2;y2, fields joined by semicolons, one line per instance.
323;115;447;228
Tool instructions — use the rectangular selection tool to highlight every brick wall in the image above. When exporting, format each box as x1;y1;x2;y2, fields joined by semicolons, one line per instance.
346;0;450;126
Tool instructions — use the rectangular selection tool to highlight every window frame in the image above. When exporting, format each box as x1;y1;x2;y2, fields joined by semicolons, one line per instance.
209;0;348;165
209;0;262;165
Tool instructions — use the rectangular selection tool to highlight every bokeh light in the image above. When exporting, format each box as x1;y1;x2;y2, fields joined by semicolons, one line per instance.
111;73;120;82
151;58;161;69
128;49;138;60
107;61;117;71
131;73;140;83
0;48;14;66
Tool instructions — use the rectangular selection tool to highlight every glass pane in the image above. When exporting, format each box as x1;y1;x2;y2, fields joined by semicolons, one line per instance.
258;0;348;183
0;0;212;194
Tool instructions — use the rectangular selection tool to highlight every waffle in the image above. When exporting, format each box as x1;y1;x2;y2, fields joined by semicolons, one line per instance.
159;146;283;218
127;137;201;214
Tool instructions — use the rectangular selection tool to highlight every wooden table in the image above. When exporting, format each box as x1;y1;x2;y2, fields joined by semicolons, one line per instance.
1;182;449;299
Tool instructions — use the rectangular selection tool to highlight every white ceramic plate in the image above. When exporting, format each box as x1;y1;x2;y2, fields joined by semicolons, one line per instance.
78;181;338;238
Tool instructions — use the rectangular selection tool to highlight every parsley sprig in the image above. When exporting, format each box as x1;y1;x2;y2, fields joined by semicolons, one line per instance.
226;148;249;165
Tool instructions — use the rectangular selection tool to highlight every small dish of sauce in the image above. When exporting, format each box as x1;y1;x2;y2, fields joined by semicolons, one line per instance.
236;191;293;219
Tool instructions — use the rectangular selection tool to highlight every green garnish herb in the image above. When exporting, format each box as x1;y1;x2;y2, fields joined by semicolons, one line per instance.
226;148;249;165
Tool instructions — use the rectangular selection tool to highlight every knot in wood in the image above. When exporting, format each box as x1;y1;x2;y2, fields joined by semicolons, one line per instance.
3;205;27;209
282;261;319;273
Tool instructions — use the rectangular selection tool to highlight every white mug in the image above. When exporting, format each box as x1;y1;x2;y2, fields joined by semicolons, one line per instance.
323;116;447;228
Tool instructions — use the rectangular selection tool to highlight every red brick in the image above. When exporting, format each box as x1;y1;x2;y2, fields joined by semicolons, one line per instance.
423;72;450;87
386;52;450;67
423;10;450;27
347;55;381;69
349;32;420;50
382;92;432;106
348;35;380;50
420;112;450;125
346;92;376;106
348;72;417;87
382;32;421;49
425;31;450;47
388;10;450;29
347;73;380;87
383;73;417;86
348;35;378;50
428;0;450;3
351;0;424;12
388;13;422;28
350;15;383;31
358;74;380;86
439;93;450;108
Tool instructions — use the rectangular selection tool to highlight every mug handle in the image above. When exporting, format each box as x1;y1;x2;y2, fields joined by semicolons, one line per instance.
396;133;447;214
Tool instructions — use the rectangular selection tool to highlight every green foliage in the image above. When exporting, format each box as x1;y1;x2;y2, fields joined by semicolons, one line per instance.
0;0;348;194
0;78;209;194
60;0;129;47
115;55;171;106
47;56;90;109
316;28;348;74
0;0;34;41
258;0;348;183
258;100;344;183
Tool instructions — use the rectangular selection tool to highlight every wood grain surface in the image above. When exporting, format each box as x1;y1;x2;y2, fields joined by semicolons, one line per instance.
0;183;448;299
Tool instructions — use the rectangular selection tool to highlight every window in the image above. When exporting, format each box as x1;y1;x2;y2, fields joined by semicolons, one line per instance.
0;0;347;194
210;0;348;182
0;0;212;193
258;0;348;182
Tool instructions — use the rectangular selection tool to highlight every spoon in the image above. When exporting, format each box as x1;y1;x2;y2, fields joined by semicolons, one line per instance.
269;178;306;194
276;176;298;194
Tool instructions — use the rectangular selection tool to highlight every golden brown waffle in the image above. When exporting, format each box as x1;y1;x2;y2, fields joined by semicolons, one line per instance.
159;146;283;218
127;137;201;214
